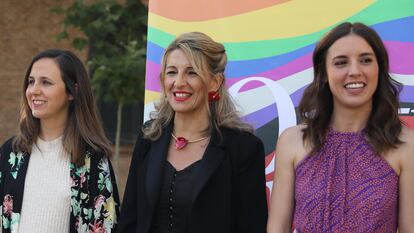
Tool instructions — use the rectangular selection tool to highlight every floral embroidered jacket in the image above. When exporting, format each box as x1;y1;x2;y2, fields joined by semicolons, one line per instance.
0;138;120;233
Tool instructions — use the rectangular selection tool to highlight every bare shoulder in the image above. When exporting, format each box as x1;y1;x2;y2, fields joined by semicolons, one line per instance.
400;126;414;142
276;124;309;167
399;126;414;163
278;125;305;144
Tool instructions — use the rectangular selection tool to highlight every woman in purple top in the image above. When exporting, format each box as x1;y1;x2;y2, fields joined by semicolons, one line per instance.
267;22;414;233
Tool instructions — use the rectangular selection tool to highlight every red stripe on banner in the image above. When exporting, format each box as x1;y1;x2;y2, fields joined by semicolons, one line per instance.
401;116;414;129
265;152;275;206
265;152;275;181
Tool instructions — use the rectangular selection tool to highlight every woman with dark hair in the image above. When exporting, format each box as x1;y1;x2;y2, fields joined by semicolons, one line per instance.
117;32;268;233
268;22;414;232
0;49;120;232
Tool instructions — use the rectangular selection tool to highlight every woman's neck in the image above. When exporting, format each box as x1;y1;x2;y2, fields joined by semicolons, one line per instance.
173;112;210;139
331;105;371;132
39;119;67;141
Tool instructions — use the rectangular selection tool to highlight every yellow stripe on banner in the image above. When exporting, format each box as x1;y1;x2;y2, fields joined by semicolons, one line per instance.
149;0;373;42
145;90;161;104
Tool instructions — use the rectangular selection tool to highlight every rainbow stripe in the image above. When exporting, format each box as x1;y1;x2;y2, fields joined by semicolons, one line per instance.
145;0;414;154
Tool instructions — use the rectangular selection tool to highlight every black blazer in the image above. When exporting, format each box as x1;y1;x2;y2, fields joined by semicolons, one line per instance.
117;123;267;233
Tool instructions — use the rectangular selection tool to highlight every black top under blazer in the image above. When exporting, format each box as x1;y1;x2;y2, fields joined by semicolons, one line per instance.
117;122;268;233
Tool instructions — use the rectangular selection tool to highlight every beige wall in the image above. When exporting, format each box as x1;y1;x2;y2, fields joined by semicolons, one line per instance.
0;0;85;143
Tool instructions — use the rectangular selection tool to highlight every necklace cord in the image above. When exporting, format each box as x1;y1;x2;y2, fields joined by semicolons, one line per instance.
171;132;209;143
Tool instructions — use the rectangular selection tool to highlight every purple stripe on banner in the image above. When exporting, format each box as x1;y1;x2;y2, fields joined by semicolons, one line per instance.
253;53;312;81
241;87;307;129
386;41;414;74
401;85;414;103
145;60;161;92
290;85;308;106
241;103;277;129
226;53;313;91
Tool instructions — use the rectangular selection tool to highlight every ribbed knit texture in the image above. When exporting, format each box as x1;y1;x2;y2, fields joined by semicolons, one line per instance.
18;136;71;233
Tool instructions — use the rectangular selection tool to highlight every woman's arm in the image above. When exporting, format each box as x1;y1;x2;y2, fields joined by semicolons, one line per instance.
398;127;414;232
116;132;149;233
235;135;268;233
267;127;301;233
91;156;120;232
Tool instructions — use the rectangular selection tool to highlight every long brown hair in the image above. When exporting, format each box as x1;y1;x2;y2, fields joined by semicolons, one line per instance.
14;49;111;166
143;32;252;140
299;22;403;154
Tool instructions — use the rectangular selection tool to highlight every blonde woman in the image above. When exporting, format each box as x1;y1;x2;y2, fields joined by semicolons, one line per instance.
118;32;267;233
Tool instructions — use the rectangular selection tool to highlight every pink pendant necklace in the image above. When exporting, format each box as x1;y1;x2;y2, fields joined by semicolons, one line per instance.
171;132;209;150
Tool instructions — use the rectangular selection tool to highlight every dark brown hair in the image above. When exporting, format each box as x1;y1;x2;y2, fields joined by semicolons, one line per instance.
299;22;403;154
14;49;111;166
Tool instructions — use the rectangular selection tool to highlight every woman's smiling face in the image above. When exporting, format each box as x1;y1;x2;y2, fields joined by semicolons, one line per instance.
26;58;73;124
163;49;219;117
326;34;379;111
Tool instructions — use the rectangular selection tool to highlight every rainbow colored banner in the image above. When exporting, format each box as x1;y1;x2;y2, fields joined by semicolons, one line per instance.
145;0;414;197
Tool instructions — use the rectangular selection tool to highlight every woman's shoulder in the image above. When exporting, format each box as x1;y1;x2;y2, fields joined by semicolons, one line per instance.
276;124;310;167
278;125;306;145
1;136;14;146
138;119;168;142
398;126;414;161
221;127;262;145
400;125;414;142
0;137;16;154
219;128;264;161
0;137;24;172
384;126;414;174
219;127;265;170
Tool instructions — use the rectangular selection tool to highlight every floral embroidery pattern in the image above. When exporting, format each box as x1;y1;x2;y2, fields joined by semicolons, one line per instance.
0;149;26;233
1;195;20;233
70;153;118;232
8;152;24;179
1;147;118;233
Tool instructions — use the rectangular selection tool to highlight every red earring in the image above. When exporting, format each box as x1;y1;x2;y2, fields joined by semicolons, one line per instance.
208;91;220;102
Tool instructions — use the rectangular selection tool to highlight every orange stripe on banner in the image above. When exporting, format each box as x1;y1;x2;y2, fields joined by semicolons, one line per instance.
149;0;290;22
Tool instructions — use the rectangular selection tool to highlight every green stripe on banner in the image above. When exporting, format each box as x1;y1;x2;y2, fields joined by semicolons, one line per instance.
148;0;414;61
148;27;175;48
347;0;414;25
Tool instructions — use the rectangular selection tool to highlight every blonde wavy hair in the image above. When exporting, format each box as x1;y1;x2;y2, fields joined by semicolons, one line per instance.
143;32;252;140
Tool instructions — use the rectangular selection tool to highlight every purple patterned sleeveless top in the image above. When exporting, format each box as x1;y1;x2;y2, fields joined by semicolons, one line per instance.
293;128;398;233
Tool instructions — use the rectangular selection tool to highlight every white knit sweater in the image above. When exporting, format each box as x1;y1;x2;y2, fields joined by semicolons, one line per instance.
18;136;71;233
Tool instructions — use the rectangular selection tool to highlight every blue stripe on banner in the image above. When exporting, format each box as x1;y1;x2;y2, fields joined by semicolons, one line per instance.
225;44;315;78
147;41;315;78
147;42;164;64
373;16;414;42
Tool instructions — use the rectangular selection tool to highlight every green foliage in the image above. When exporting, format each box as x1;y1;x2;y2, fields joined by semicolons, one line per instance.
52;0;148;104
91;40;146;104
